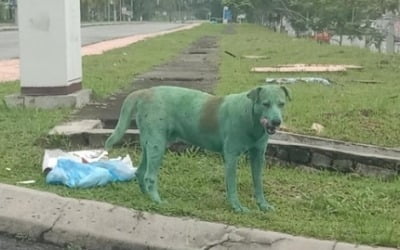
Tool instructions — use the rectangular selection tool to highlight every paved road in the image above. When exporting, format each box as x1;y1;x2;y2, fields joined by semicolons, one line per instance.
0;233;65;250
0;22;188;60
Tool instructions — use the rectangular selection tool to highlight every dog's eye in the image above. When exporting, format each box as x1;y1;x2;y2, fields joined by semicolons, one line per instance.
278;102;285;108
263;102;271;108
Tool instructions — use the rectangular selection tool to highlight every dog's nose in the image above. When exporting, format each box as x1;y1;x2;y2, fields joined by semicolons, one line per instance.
271;119;281;127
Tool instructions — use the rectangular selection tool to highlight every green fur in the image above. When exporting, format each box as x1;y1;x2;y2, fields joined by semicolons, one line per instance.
105;85;290;212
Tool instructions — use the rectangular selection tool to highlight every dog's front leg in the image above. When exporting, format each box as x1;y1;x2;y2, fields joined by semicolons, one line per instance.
249;146;274;212
223;147;249;213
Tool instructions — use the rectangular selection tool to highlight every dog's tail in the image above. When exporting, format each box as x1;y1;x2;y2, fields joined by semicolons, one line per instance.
105;92;138;150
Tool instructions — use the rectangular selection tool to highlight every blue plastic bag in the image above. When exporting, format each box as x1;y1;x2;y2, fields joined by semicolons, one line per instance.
46;158;136;188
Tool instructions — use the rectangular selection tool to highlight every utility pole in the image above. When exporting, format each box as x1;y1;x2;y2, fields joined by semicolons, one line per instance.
113;1;117;21
386;12;395;53
106;0;109;22
119;0;122;21
131;0;133;21
13;0;18;25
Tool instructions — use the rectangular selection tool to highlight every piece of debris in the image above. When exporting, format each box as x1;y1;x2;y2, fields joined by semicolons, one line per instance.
279;124;290;132
351;79;383;84
224;50;237;58
17;180;36;185
252;65;346;73
311;123;324;134
252;64;363;73
277;64;363;70
266;77;332;86
43;149;137;188
342;65;363;70
5;168;11;171
242;55;269;59
42;149;108;172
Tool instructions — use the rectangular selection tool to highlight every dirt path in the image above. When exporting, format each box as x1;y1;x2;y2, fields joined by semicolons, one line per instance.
73;35;220;127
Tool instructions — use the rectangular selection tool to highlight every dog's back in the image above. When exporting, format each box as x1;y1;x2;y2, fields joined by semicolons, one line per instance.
136;86;225;152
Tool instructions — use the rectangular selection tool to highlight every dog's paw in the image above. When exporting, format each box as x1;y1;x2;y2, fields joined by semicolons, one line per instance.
232;205;250;213
148;192;163;204
138;181;148;194
258;203;275;212
158;199;169;205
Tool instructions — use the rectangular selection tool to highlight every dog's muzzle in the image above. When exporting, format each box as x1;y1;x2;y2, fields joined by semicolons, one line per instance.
260;118;280;135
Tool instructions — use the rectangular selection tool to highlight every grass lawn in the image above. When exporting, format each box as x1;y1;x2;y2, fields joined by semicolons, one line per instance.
0;23;399;247
217;24;400;147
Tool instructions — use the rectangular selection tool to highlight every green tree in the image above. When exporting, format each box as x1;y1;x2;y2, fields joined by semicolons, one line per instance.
0;2;6;22
132;0;156;20
276;0;399;44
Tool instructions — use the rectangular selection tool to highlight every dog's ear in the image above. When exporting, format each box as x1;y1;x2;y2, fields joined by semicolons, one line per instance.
247;87;262;102
280;86;292;101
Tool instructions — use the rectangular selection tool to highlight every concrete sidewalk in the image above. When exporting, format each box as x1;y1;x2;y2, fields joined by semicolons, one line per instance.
0;183;396;250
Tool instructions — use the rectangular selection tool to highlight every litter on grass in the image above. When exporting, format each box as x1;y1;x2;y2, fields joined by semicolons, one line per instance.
242;55;269;59
311;123;325;135
42;149;137;188
266;77;332;85
17;180;36;185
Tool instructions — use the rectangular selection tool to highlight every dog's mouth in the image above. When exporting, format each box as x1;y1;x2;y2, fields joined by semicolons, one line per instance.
260;118;277;135
266;126;277;135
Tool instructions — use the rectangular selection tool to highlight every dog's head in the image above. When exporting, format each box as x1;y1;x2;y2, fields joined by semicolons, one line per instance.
247;85;291;135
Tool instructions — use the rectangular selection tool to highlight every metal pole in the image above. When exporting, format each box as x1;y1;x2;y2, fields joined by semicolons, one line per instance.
113;2;117;21
119;0;122;21
131;0;133;21
386;12;395;53
105;0;108;22
14;3;18;25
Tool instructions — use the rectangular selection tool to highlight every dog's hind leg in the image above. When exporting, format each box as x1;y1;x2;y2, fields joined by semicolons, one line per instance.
135;146;147;194
142;134;167;203
249;146;274;212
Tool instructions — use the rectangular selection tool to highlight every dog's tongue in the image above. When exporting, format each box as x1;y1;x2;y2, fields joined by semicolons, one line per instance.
260;118;269;129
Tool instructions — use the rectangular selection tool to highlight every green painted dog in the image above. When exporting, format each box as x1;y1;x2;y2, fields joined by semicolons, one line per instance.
105;85;290;212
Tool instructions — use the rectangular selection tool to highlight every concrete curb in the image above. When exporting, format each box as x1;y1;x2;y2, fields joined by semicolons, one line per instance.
0;183;397;250
48;120;400;180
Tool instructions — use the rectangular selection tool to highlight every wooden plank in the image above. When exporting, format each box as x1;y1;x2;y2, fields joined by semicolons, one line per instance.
251;65;347;73
251;64;363;73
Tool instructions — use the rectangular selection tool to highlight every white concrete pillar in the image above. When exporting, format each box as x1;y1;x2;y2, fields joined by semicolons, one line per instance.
222;6;228;24
18;0;82;96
